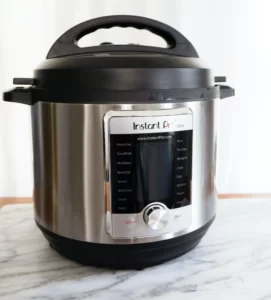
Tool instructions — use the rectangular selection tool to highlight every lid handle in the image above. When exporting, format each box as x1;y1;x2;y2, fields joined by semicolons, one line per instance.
47;15;198;58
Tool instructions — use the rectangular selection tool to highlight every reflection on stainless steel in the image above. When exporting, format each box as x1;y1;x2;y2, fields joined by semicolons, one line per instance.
32;100;218;244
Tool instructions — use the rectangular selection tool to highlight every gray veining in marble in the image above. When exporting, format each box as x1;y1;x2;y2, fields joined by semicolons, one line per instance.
1;198;271;300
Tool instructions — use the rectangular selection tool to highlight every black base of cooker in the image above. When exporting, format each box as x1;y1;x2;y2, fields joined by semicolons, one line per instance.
37;217;214;269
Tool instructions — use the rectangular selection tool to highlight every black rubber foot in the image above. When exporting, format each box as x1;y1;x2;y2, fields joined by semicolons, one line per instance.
37;217;214;269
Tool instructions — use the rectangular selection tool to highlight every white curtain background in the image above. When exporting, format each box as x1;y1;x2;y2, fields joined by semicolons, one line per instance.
0;0;271;197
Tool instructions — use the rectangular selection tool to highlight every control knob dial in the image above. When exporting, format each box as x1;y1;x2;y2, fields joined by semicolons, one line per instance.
143;205;169;230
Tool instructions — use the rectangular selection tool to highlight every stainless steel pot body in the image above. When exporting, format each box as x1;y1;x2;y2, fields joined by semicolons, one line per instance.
32;99;219;244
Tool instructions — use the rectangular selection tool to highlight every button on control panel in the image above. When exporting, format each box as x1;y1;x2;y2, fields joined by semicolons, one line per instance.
174;131;192;208
110;135;136;214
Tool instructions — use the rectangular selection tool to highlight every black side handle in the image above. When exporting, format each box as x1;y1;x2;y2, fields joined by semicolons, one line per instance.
214;77;235;99
218;85;235;99
3;78;37;105
214;76;226;83
13;78;36;85
3;87;33;105
47;15;198;58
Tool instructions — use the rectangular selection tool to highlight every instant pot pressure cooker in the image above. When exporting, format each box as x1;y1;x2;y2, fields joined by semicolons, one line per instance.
3;15;234;268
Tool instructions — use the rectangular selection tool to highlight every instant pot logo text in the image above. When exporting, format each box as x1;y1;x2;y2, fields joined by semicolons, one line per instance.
133;119;184;130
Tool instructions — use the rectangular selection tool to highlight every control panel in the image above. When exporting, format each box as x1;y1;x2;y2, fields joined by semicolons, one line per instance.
104;109;193;239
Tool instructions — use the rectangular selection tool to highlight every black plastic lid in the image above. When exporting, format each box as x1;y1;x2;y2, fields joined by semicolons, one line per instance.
3;15;235;105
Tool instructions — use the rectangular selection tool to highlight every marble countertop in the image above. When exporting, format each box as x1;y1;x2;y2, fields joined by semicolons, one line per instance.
1;198;271;300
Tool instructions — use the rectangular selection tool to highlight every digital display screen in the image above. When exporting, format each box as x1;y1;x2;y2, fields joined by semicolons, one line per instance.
110;130;192;214
136;138;174;209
